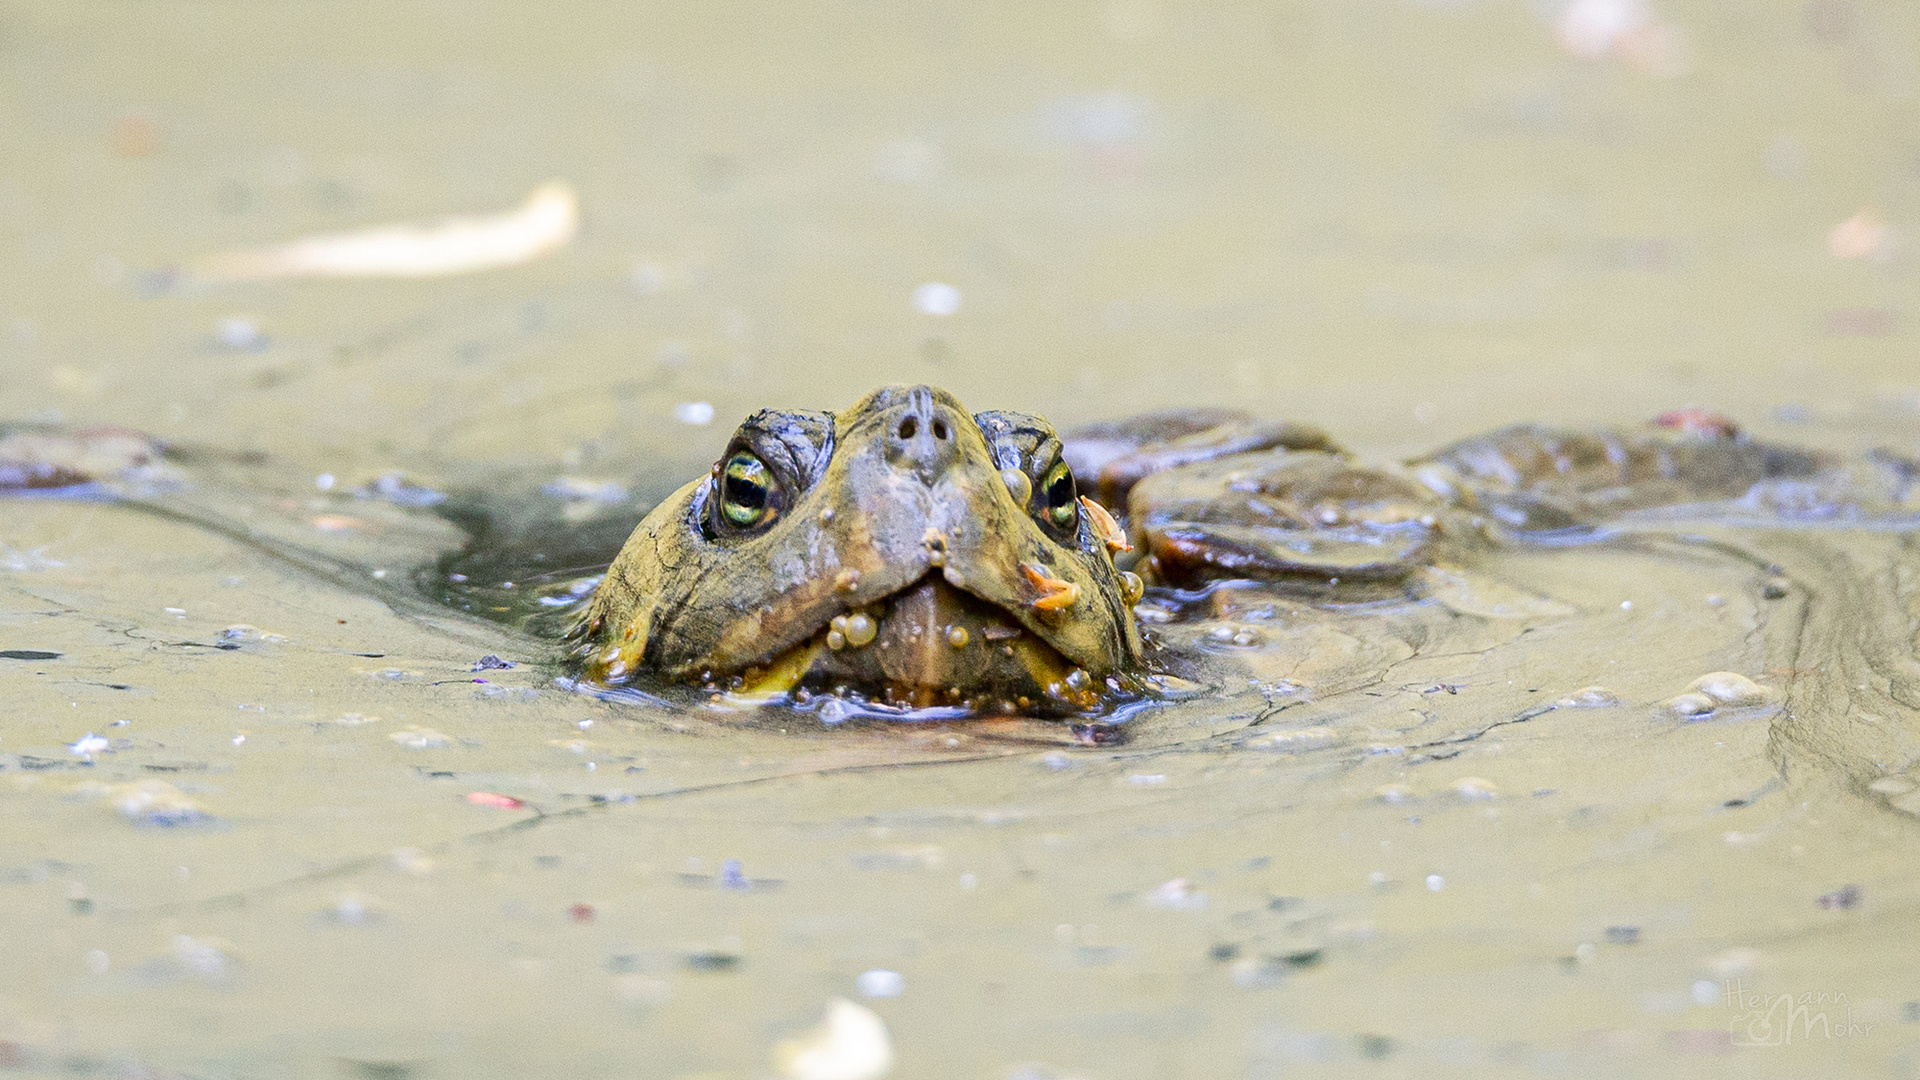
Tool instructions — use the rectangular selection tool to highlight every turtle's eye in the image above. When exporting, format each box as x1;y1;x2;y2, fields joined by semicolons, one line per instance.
719;451;776;529
1042;459;1078;531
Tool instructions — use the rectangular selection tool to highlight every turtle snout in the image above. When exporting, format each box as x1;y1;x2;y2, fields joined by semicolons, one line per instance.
881;385;964;482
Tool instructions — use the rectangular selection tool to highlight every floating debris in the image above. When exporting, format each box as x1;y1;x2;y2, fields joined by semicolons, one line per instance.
775;998;894;1080
389;728;451;749
171;934;234;980
215;316;266;352
355;472;446;508
673;401;716;425
195;180;579;281
0;427;172;493
1145;877;1207;910
1817;884;1862;910
855;969;905;999
1828;208;1895;262
465;791;526;810
1705;946;1761;977
329;894;375;925
1553;0;1690;75
717;857;752;891
912;282;961;317
67;733;110;757
96;780;210;827
218;624;287;645
1605;925;1641;944
1450;777;1499;802
470;654;516;672
685;951;741;972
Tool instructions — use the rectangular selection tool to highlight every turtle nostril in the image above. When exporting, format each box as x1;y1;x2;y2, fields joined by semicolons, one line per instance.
898;417;918;440
932;419;949;440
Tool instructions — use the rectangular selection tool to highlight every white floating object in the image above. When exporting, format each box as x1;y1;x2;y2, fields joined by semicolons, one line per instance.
1426;874;1446;892
673;401;716;425
855;969;905;999
196;181;580;281
217;317;264;350
68;733;110;756
912;281;960;316
775;998;894;1080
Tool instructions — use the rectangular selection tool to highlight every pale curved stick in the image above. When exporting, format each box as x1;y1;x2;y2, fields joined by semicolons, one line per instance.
195;180;579;280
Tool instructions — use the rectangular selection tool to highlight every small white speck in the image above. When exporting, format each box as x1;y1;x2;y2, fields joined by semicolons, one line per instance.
217;316;264;350
1368;871;1389;886
1693;979;1720;1006
315;473;336;491
586;761;596;771
85;949;109;974
1620;600;1633;610
958;872;977;890
164;607;186;615
1127;773;1167;786
232;734;246;746
1413;401;1437;424
855;969;906;998
673;401;715;425
912;281;961;316
1425;874;1446;891
577;719;593;729
68;734;110;756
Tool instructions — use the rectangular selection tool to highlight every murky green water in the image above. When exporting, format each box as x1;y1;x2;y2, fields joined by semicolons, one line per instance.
4;1;1920;1076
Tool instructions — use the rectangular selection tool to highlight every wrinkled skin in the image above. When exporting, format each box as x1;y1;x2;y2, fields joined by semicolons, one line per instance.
572;386;1148;715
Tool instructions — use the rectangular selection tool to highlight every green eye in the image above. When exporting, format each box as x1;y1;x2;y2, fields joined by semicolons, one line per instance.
1042;460;1078;530
720;451;774;528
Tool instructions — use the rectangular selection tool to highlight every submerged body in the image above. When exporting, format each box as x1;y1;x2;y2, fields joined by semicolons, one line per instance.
567;386;1920;719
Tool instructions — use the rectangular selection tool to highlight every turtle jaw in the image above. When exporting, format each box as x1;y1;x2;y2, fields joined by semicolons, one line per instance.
728;572;1120;715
